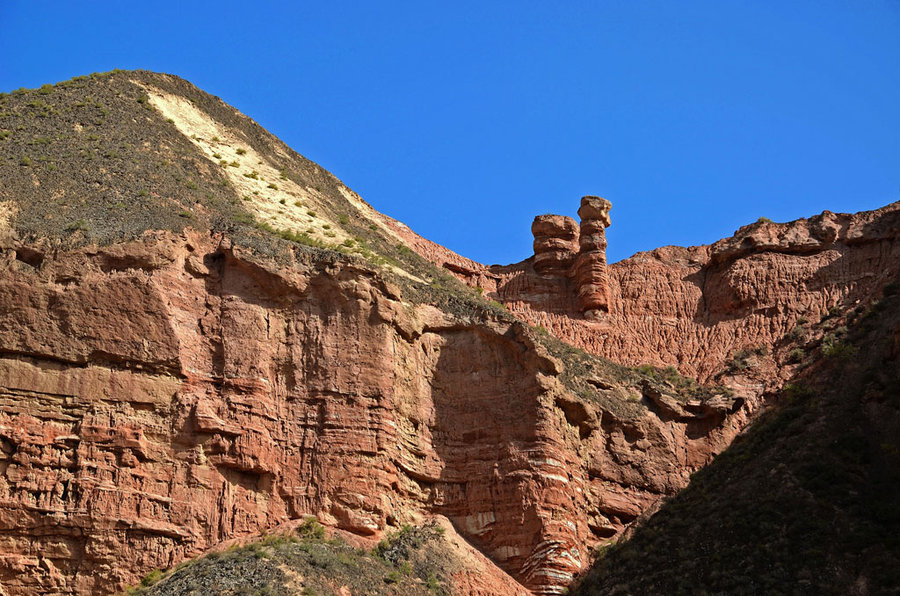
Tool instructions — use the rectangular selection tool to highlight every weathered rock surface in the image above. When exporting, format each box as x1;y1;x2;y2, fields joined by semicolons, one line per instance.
441;201;900;385
573;197;613;317
0;231;751;595
532;215;579;275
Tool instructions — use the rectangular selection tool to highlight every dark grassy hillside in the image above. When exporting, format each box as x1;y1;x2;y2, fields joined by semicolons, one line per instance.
0;70;439;274
574;286;900;595
0;71;495;308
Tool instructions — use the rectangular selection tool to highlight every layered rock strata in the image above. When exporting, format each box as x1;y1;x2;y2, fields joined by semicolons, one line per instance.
573;196;613;317
0;231;748;595
429;201;900;385
531;215;579;275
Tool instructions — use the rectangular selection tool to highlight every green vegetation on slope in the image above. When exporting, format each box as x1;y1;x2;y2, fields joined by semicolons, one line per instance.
574;290;900;594
126;519;455;596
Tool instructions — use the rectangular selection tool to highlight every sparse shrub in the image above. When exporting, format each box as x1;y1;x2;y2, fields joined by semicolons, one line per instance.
788;348;805;363
787;325;806;342
728;349;753;372
298;517;326;540
822;335;858;359
235;148;246;155
139;569;164;587
267;183;278;190
782;382;812;401
212;152;222;159
338;214;349;225
294;201;303;207
307;210;317;217
66;219;89;232
137;189;148;197
19;156;32;166
243;170;259;180
279;198;286;205
756;216;774;224
280;169;288;180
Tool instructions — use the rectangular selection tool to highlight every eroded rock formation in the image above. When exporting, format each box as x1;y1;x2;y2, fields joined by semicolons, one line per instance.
0;231;751;595
573;196;613;317
532;215;579;275
432;200;900;385
2;69;899;596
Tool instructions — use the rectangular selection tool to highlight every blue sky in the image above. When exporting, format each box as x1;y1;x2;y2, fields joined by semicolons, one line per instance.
2;1;898;264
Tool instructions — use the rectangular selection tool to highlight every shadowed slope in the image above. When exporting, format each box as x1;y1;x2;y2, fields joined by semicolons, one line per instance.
574;286;900;594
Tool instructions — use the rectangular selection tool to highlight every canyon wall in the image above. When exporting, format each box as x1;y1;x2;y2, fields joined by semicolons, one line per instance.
0;232;745;595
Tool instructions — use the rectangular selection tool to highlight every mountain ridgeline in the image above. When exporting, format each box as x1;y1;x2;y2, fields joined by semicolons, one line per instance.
0;71;898;595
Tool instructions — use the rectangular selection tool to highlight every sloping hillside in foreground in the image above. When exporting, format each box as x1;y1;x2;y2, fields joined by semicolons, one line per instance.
575;286;900;594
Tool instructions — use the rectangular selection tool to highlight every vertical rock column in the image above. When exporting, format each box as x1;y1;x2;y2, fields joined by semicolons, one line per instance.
532;214;579;275
574;196;612;318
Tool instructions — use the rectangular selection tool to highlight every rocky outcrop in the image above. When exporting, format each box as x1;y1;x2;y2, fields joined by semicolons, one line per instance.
532;215;579;275
2;203;897;595
3;70;899;596
573;196;613;317
463;201;900;386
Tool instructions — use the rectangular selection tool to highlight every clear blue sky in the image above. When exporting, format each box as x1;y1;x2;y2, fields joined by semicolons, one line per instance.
2;2;898;264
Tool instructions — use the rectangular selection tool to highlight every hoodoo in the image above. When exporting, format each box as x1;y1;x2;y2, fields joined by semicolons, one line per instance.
573;196;612;317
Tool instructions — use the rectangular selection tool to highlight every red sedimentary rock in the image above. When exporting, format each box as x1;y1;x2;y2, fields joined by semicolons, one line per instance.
0;231;744;595
1;201;898;596
532;215;579;275
573;196;613;317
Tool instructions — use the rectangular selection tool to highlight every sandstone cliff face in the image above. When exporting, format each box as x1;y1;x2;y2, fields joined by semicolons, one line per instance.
442;202;900;388
0;230;748;595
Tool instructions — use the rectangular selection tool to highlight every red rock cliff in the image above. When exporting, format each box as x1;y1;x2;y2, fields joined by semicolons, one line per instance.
0;230;752;595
